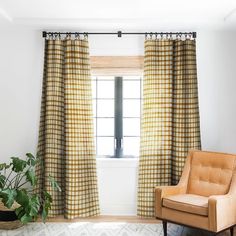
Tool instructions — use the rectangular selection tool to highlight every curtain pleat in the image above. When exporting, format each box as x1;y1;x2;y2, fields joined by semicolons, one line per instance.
36;38;100;219
138;39;201;217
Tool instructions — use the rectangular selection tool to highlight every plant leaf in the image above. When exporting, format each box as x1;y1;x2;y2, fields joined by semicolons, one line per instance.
27;195;40;217
15;193;39;223
0;175;6;188
26;153;35;160
19;213;32;224
15;189;29;207
35;152;41;163
11;157;27;173
15;192;39;222
0;163;11;171
27;159;36;166
26;153;37;166
42;207;47;223
0;189;17;208
25;170;37;186
0;163;10;171
0;164;6;171
43;191;52;203
15;206;24;219
49;176;61;192
42;200;51;223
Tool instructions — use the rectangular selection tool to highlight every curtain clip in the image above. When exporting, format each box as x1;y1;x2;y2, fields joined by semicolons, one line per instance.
75;33;80;39
83;32;88;40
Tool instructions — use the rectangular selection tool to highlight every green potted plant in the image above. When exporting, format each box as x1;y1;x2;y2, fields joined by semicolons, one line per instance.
0;153;60;229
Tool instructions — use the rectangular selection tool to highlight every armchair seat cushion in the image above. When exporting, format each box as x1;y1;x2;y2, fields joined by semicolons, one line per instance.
163;194;208;216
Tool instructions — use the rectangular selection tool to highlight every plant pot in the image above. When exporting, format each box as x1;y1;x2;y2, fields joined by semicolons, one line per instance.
0;201;23;230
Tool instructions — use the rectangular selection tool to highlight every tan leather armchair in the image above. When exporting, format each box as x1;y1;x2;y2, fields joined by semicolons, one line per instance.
155;150;236;236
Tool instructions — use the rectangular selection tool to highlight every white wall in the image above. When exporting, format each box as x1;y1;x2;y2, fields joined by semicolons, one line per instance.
0;29;236;215
0;30;43;159
197;31;236;154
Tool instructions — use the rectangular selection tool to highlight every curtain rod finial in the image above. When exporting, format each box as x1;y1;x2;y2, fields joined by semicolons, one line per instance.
193;32;197;38
42;31;47;38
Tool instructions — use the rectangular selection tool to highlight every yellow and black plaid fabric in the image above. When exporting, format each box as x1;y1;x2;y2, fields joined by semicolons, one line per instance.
138;39;201;217
36;38;100;219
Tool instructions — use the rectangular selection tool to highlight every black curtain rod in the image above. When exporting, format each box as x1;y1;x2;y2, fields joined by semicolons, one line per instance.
42;31;197;38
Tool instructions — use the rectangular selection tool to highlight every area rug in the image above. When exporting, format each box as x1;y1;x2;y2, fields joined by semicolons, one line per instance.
0;222;183;236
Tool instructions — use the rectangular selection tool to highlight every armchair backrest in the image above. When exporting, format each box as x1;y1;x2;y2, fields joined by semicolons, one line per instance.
187;150;236;197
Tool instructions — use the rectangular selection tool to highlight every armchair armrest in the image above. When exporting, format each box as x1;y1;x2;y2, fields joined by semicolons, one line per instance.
209;171;236;232
155;185;186;217
154;151;192;218
208;194;236;232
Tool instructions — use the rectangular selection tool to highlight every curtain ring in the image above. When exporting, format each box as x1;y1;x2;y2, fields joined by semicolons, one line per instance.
83;32;88;40
75;33;80;40
161;33;163;39
150;32;153;40
66;32;71;39
49;33;53;40
145;33;148;40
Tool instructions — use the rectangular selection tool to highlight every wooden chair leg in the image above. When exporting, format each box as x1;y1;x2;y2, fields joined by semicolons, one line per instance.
230;227;234;236
162;221;167;236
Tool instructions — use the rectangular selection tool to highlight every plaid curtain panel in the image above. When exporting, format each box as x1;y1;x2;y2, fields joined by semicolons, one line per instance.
138;39;201;217
36;38;100;219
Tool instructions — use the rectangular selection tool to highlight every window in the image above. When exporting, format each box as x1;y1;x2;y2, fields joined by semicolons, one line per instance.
92;76;142;158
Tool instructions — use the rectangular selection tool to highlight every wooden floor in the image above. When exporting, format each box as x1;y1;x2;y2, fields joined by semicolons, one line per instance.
46;216;235;235
46;215;158;223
